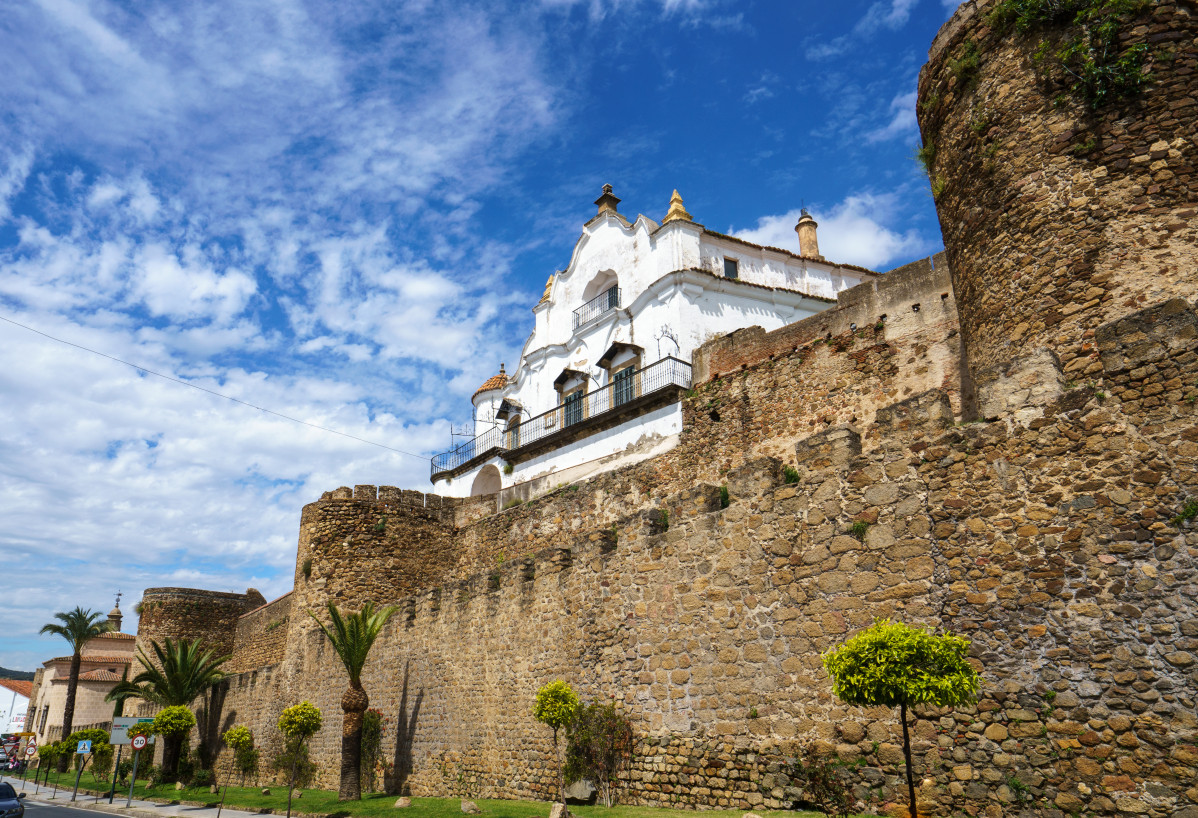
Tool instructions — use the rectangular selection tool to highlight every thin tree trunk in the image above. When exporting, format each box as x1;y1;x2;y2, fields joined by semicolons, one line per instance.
900;702;917;818
554;730;565;808
58;652;82;772
339;681;368;801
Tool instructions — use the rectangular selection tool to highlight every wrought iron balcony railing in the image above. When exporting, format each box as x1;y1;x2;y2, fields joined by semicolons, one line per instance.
431;356;692;479
572;286;620;329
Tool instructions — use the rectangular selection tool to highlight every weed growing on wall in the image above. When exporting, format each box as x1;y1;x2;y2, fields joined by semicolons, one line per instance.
990;0;1152;109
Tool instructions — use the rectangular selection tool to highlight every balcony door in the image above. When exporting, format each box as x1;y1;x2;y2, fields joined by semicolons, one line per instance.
613;366;636;407
563;390;585;426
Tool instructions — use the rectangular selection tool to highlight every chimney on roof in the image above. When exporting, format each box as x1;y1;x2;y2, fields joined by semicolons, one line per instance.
795;208;823;260
594;184;621;217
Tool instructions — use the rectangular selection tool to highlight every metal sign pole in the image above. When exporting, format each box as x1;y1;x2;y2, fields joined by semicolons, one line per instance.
126;748;141;808
71;752;89;802
33;760;41;795
108;745;123;803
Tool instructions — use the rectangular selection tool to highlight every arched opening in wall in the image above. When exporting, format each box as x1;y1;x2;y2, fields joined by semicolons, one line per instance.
582;270;618;303
471;465;502;496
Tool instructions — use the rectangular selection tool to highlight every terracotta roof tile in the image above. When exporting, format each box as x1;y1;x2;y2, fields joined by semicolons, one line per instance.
472;371;508;399
94;632;135;640
0;679;33;698
76;669;125;682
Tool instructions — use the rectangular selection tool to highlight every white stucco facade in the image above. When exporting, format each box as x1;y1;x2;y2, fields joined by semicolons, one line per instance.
431;187;875;499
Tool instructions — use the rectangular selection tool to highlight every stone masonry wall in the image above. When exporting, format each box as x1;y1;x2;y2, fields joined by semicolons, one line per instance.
136;587;266;661
228;592;292;674
917;0;1198;419
211;296;1198;817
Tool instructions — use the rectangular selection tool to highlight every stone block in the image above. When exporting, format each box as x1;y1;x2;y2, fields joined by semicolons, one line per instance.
795;426;861;469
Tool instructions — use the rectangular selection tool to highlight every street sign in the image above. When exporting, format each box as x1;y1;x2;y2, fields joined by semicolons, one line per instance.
77;740;92;754
131;735;147;751
25;743;36;757
112;716;156;745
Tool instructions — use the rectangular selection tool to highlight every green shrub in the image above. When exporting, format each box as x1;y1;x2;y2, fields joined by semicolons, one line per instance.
564;701;634;807
783;465;800;484
192;768;214;788
719;485;730;509
785;744;853;818
850;520;870;540
272;742;317;788
92;742;114;781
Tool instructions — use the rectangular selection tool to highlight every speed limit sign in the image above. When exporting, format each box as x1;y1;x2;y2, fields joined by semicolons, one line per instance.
25;742;36;757
131;735;147;750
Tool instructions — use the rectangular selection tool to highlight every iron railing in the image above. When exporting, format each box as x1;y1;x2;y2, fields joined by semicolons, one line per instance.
572;286;620;329
431;356;692;478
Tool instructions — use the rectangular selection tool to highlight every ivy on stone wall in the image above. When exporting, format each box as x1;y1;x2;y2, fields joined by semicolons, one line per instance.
989;0;1152;109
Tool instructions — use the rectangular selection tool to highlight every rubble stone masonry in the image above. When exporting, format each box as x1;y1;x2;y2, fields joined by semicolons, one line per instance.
140;3;1198;815
916;0;1198;420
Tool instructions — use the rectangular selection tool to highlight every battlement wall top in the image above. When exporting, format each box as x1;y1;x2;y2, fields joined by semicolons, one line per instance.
692;253;954;383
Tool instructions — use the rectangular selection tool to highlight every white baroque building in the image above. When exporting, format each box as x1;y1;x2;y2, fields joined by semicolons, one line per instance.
431;186;876;499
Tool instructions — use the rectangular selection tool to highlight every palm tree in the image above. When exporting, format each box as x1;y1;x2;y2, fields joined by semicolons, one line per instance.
106;637;229;776
309;601;398;801
40;607;112;771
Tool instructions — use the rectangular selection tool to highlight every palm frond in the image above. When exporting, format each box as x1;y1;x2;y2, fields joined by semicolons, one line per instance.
105;636;229;707
309;601;399;684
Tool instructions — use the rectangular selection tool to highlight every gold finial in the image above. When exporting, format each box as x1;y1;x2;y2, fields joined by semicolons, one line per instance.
663;190;692;224
538;273;555;304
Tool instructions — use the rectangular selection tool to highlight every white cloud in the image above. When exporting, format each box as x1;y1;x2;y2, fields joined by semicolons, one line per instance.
0;146;35;222
731;190;934;270
866;90;919;143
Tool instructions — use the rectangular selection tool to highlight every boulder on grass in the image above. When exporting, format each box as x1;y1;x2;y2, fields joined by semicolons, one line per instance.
292;789;303;799
549;803;568;818
175;782;185;791
261;788;271;795
394;797;411;808
210;785;219;794
461;799;483;814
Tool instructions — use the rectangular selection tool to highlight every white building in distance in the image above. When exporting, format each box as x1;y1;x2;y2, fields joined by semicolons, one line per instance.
430;186;875;500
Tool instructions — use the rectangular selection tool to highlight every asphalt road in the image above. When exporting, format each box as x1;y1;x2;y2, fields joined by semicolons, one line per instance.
23;800;102;818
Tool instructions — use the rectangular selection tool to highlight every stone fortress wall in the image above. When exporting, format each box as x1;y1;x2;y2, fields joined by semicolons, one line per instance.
132;3;1198;815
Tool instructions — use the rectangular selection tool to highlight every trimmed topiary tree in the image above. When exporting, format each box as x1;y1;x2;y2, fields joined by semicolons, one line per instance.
278;702;322;818
223;725;258;786
151;706;196;781
823;619;979;818
533;680;579;808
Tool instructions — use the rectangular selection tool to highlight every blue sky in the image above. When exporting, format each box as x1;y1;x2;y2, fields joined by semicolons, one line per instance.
0;0;959;670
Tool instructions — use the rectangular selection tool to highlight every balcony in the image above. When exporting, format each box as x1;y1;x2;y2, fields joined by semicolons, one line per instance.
431;356;692;480
572;286;620;329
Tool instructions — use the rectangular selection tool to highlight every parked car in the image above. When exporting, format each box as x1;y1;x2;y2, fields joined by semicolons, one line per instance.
0;782;25;818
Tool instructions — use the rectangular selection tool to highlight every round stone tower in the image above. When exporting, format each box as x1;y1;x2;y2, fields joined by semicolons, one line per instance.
135;586;266;658
917;0;1198;418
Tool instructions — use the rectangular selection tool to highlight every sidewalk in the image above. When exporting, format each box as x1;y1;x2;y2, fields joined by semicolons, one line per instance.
2;775;269;818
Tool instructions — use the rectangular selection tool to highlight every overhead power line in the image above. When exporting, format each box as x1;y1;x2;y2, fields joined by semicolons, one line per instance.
0;313;432;461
